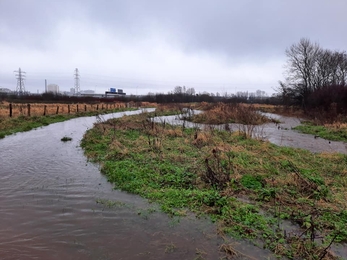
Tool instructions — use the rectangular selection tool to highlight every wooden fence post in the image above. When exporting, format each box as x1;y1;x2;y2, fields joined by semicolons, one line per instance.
43;105;47;116
27;104;31;116
9;103;12;117
68;104;70;114
96;104;99;110
77;104;79;113
85;104;87;112
56;106;59;114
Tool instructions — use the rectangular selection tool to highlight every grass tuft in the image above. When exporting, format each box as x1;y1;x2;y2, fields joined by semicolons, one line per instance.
61;136;72;142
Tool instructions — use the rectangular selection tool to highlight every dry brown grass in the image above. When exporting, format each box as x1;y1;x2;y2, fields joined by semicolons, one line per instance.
275;106;306;117
192;132;212;147
287;236;338;260
165;128;183;137
191;103;271;125
137;101;157;108
0;101;128;118
250;103;277;110
324;122;347;130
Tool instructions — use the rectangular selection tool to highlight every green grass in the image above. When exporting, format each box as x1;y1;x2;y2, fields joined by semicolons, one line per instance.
294;121;347;142
81;112;347;259
0;108;134;139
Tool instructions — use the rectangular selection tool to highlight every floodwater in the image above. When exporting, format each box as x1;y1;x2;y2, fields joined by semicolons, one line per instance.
153;111;347;154
0;109;278;260
261;113;347;154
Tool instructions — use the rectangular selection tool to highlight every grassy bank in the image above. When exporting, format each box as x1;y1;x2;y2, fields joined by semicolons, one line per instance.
294;121;347;142
81;111;347;259
0;108;134;139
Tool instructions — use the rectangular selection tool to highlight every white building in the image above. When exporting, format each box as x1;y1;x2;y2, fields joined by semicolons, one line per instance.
80;90;95;94
46;84;59;93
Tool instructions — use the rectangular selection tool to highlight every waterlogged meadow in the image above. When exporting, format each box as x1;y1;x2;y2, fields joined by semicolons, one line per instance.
81;109;347;259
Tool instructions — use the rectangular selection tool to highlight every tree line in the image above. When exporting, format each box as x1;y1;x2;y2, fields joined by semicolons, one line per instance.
2;86;276;105
278;38;347;114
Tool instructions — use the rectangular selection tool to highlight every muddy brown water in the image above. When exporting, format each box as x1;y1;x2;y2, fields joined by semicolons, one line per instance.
0;110;279;260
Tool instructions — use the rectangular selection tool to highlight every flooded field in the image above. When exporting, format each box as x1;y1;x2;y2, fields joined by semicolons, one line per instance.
0;110;279;260
152;111;347;154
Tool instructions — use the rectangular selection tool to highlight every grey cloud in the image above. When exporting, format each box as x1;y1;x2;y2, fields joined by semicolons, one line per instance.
0;0;82;49
1;0;346;94
72;0;347;61
2;0;346;57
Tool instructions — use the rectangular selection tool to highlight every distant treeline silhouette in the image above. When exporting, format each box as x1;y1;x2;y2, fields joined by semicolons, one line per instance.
0;91;280;106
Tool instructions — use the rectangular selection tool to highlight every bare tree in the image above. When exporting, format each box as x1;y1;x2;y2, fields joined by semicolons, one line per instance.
285;38;321;107
278;37;347;114
313;49;331;88
332;51;347;86
186;87;195;96
174;86;183;94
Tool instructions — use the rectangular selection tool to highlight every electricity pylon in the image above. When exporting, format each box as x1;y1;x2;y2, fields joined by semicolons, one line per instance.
14;67;26;95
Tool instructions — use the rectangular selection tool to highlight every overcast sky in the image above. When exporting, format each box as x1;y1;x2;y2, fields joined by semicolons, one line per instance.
0;0;346;95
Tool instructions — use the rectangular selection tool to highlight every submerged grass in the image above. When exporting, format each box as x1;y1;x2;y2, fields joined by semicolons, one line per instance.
81;110;347;259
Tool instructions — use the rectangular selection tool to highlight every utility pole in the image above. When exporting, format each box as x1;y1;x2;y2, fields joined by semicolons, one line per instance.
14;67;26;95
74;68;80;95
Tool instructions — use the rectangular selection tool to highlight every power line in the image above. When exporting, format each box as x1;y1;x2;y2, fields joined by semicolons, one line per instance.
14;67;26;94
18;70;275;88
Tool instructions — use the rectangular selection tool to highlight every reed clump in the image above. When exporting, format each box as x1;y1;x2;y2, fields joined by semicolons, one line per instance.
190;103;270;125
